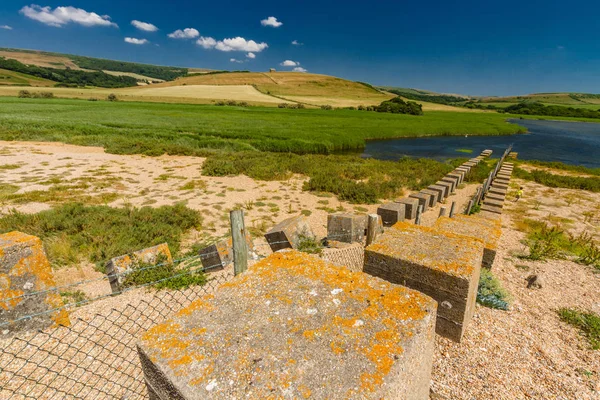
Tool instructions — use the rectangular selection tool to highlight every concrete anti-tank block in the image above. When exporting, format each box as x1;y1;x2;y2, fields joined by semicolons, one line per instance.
434;215;501;269
441;176;458;193
377;202;406;226
394;197;420;220
409;192;431;212
364;222;484;342
447;173;464;185
420;189;440;206
138;250;437;399
265;215;315;252
106;243;172;294
427;185;447;201
435;181;453;197
199;234;255;271
0;232;70;336
327;213;367;243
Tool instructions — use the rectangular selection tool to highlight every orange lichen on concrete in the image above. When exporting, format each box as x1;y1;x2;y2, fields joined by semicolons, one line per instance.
435;215;502;251
367;221;484;277
138;250;436;399
1;231;71;330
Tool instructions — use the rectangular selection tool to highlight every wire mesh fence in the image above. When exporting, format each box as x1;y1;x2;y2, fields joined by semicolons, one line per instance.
0;263;235;399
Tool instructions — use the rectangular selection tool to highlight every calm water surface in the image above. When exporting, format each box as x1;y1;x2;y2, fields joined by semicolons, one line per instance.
362;119;600;168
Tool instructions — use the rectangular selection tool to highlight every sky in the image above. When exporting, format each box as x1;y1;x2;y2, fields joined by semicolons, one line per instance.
0;0;599;96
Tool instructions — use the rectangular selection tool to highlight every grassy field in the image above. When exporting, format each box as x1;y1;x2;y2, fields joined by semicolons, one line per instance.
0;68;56;87
0;97;525;154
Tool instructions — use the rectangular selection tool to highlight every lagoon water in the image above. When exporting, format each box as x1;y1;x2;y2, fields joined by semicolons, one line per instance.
362;119;600;168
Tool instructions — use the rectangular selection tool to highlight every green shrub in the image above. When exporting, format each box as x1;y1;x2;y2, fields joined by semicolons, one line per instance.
477;269;509;310
296;233;323;255
18;90;31;98
558;308;600;349
376;97;423;115
0;203;202;269
320;104;333;110
107;93;118;102
514;167;600;192
121;254;206;290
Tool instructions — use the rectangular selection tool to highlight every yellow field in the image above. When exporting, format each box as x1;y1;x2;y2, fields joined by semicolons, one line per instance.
102;70;164;82
0;50;83;70
158;71;394;106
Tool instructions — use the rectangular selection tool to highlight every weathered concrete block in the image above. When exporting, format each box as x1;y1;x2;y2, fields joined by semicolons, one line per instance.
491;182;509;191
481;149;493;156
420;189;440;206
265;215;315;252
447;173;463;185
441;177;458;193
427;185;447;201
435;181;453;197
199;235;255;271
483;198;504;208
327;213;367;243
377;202;406;226
395;197;420;220
485;192;505;203
0;232;70;336
138;250;437;399
409;192;431;212
434;215;501;269
364;222;484;342
106;243;172;294
489;186;507;197
480;204;503;215
321;243;365;272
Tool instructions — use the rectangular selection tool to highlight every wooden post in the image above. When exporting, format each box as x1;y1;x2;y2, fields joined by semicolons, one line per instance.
466;200;473;215
365;214;379;246
449;201;456;218
415;205;423;225
439;207;447;218
230;209;248;276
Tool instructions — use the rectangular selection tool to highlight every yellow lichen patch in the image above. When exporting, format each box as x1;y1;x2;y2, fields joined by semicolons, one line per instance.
298;385;312;398
367;221;484;277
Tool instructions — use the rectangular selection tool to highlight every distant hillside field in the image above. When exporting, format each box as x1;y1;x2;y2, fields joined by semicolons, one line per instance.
480;93;600;110
159;72;395;107
0;68;55;87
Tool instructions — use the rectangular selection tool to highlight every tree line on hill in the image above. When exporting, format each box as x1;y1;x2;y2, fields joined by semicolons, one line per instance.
0;57;139;88
384;88;467;105
501;102;600;119
69;55;188;81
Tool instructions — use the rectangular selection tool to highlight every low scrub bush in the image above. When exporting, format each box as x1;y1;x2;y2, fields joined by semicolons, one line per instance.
0;203;202;269
202;152;455;204
216;100;249;107
514;167;600;192
477;269;509;310
121;254;206;290
558;308;600;349
376;97;423;115
107;93;118;102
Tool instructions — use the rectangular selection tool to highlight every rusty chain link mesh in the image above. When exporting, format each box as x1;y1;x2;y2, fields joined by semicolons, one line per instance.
0;271;235;399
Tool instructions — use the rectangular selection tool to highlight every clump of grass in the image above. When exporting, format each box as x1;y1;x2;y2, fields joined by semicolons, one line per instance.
60;290;88;305
203;152;454;204
121;255;206;291
178;179;207;191
0;203;202;269
455;148;473;154
0;164;21;170
514;167;600;192
477;269;509;310
297;233;323;255
558;308;600;350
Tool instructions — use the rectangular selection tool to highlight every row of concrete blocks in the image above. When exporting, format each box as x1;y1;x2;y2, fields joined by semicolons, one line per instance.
137;212;503;399
481;162;514;215
376;155;487;226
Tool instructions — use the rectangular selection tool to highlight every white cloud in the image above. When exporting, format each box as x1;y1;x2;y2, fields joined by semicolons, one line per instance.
230;58;244;63
0;25;12;30
20;5;117;28
168;28;199;39
196;36;216;49
293;67;307;73
280;60;299;67
124;37;148;45
246;52;256;59
291;40;303;46
131;20;158;32
215;37;268;52
261;16;282;28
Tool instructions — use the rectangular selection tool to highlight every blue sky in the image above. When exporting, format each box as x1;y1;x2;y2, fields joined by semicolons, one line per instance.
0;0;598;96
